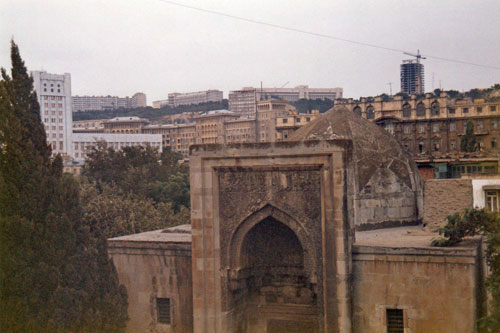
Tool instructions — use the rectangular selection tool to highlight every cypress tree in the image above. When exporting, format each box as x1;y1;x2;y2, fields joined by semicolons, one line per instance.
0;41;127;332
460;120;478;153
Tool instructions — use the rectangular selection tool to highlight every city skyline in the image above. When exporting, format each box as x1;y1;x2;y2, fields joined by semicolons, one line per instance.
1;0;499;103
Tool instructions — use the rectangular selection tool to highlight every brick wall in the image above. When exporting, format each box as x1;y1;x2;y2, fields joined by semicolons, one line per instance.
423;179;472;229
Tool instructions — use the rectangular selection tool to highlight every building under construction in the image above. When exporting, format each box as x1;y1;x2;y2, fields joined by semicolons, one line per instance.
400;59;425;94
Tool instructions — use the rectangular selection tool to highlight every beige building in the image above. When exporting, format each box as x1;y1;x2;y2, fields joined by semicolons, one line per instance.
109;107;485;333
256;100;295;142
75;102;314;158
336;93;500;178
276;109;320;140
228;85;343;116
103;116;150;134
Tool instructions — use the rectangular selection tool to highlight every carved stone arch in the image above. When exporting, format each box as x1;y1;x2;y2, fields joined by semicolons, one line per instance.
227;203;318;285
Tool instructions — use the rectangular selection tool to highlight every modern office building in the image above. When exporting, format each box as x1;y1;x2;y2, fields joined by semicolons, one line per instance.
228;85;342;116
32;71;73;159
400;60;425;94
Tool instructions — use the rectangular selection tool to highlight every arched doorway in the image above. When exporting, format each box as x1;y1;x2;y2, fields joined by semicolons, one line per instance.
231;216;318;332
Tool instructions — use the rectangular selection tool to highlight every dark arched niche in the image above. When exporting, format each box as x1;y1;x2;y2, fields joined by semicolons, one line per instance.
227;205;317;307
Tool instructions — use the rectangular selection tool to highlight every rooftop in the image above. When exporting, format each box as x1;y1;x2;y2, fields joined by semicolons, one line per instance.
354;225;479;249
108;224;192;244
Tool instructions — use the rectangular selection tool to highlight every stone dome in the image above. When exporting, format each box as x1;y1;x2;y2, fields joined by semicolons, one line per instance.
288;106;423;229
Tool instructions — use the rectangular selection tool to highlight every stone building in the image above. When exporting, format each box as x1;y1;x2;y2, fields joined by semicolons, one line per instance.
109;106;486;332
336;93;500;179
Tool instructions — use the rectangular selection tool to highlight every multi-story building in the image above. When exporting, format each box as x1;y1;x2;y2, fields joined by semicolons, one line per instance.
228;87;259;117
131;92;147;108
228;85;342;116
32;71;73;159
337;93;500;178
72;133;162;161
103;116;150;134
72;92;147;112
73;119;106;133
400;60;425;94
165;90;223;107
77;101;309;158
152;99;169;109
276;110;320;141
256;100;296;142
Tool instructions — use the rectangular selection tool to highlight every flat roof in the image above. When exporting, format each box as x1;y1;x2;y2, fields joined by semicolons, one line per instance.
108;224;191;243
354;225;478;249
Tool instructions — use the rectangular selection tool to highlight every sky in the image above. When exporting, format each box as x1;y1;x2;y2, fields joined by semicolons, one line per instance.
1;0;500;104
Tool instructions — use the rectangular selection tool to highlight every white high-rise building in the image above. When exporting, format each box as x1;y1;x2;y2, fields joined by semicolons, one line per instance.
31;71;73;159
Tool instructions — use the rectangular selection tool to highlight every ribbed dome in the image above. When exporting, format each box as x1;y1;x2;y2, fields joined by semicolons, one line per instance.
287;106;420;200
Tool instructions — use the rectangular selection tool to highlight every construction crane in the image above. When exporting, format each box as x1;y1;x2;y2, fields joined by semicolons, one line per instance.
403;50;426;64
280;81;290;88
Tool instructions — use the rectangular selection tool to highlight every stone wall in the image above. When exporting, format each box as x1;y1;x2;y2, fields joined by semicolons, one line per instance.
423;179;472;229
352;244;484;333
108;228;193;333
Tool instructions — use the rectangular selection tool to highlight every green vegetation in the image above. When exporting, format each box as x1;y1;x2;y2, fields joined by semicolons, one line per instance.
291;98;334;113
80;143;190;239
1;41;127;331
461;120;478;153
73;100;228;122
432;208;500;331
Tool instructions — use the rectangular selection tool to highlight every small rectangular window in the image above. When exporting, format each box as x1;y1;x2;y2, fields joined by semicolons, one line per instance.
463;107;469;114
386;309;404;333
157;298;171;324
477;107;483;113
490;105;497;112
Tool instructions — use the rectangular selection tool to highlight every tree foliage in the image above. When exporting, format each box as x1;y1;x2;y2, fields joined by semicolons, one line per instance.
461;120;478;153
83;143;190;212
291;98;334;114
0;41;127;332
432;208;500;331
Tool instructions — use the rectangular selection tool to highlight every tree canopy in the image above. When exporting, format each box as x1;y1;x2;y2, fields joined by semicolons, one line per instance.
82;143;190;212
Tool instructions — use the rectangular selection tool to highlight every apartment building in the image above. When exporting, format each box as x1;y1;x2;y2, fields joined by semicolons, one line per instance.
228;85;342;116
76;101;310;158
338;93;500;178
32;71;73;159
166;90;223;107
72;92;147;111
276;110;320;140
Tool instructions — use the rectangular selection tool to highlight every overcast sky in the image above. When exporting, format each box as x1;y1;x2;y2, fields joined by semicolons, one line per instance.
1;0;499;103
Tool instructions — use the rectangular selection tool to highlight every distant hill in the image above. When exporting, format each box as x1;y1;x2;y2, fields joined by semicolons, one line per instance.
73;100;229;122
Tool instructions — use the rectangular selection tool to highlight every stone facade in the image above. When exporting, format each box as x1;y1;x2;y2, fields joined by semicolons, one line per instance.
189;140;354;332
109;106;487;332
352;240;485;333
423;179;473;229
288;107;423;230
108;226;193;333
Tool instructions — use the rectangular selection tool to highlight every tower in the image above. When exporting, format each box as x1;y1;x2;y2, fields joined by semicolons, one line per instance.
31;71;73;159
400;50;425;94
